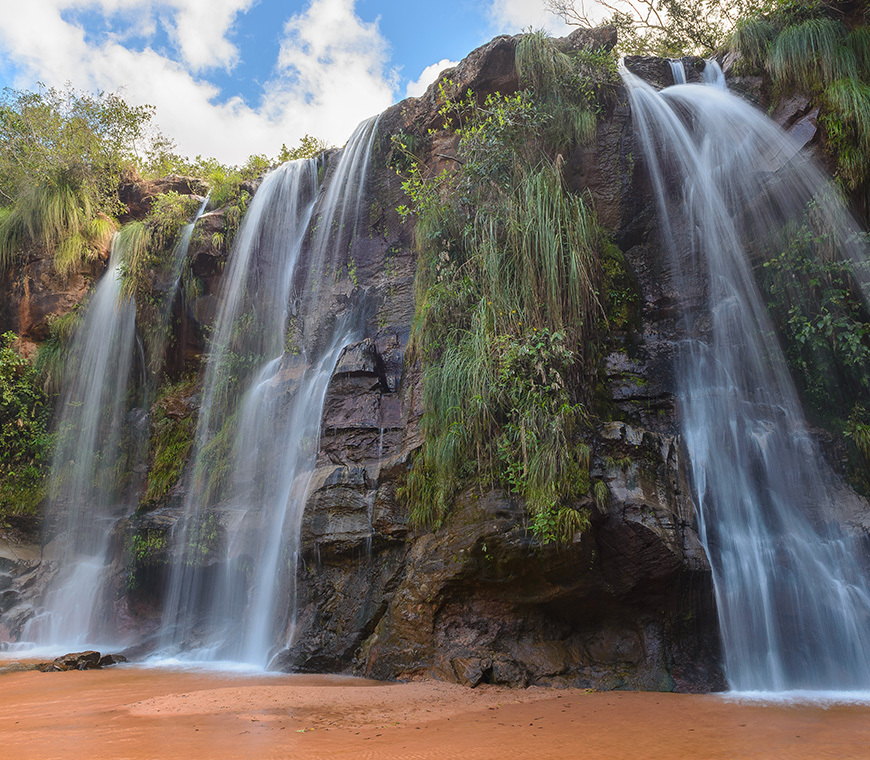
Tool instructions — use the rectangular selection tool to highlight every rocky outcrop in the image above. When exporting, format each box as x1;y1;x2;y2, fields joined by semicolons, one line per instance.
271;27;725;692
118;175;208;223
2;244;107;357
36;650;127;671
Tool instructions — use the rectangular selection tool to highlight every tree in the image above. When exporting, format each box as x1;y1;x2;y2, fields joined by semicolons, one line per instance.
545;0;768;55
0;84;181;273
276;134;330;163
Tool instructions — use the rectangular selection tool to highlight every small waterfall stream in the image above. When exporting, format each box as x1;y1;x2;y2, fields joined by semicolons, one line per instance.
622;68;870;691
159;117;379;666
20;235;139;650
15;199;211;652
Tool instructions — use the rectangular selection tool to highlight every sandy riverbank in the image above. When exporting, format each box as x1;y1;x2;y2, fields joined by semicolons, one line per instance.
1;665;869;759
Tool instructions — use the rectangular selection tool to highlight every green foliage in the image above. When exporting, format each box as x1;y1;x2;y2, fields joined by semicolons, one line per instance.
126;528;167;590
547;0;763;56
34;309;82;395
0;84;164;208
601;240;640;330
185;511;221;565
194;410;239;507
0;166;116;274
117;220;151;300
732;16;780;68
761;218;870;417
147;191;200;253
767;17;850;89
822;77;870;188
0;84;174;273
0;333;51;518
141;376;197;508
731;2;870;205
397;35;610;543
515;32;618;149
277;134;330;162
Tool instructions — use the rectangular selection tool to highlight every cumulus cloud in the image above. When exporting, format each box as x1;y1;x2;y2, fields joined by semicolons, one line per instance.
168;0;257;72
0;0;398;164
487;0;571;34
404;59;458;99
486;0;611;34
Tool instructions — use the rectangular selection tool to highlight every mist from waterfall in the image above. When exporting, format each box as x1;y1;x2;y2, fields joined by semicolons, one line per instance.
622;67;870;692
158;117;379;667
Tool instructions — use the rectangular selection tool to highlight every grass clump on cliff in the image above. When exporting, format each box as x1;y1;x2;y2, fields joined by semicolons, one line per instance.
0;333;51;520
0;85;178;274
394;32;619;544
731;2;870;209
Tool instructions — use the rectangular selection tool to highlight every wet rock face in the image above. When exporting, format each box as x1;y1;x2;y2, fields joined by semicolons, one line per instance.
293;460;721;690
274;28;725;692
1;245;106;355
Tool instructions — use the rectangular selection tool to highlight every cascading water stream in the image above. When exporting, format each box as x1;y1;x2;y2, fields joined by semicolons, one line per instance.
18;234;138;651
702;60;726;90
621;67;870;692
159;117;379;666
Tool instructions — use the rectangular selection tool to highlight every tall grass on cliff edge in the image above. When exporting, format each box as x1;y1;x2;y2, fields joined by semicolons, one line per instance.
515;30;600;148
767;17;851;89
732;3;870;210
0;167;115;275
117;220;151;300
404;162;601;537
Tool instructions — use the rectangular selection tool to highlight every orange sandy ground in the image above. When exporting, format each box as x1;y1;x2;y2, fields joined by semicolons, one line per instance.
0;666;869;759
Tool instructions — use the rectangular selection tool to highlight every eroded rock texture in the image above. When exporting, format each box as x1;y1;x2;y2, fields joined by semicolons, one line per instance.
0;27;735;690
270;29;724;692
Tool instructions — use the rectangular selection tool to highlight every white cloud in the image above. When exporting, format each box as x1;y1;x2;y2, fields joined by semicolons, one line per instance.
486;0;611;35
405;59;458;99
0;0;398;164
487;0;571;34
168;0;257;72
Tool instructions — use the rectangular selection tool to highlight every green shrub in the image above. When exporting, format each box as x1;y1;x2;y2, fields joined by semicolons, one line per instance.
396;32;613;543
0;333;51;518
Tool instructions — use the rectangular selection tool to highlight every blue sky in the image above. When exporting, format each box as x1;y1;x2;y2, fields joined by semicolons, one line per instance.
0;1;581;164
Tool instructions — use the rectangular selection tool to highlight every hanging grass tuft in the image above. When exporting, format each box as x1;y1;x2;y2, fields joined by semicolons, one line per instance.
0;167;114;275
767;17;851;90
117;220;151;299
824;78;870;149
731;16;778;69
516;30;576;92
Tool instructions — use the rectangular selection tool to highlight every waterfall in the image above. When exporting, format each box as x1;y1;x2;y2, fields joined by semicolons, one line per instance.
19;235;139;650
622;70;870;692
158;116;379;666
669;59;687;85
702;60;726;90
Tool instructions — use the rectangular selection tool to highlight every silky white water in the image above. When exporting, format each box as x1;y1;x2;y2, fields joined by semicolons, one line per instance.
18;235;138;650
159;117;379;667
622;68;870;691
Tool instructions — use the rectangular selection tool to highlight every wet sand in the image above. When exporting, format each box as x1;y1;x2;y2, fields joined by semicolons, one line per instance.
1;665;869;759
